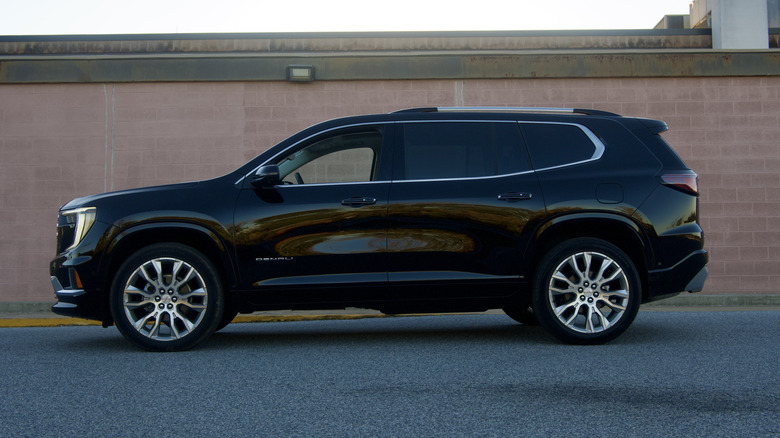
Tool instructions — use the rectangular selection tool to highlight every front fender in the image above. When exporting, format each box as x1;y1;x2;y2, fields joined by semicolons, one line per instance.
97;220;237;291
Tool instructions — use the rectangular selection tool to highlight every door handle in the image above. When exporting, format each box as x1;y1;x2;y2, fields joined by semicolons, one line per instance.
341;197;377;207
498;192;533;202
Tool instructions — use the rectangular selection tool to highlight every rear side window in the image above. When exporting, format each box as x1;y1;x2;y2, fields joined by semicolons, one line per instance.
401;122;530;180
520;123;600;170
639;131;688;169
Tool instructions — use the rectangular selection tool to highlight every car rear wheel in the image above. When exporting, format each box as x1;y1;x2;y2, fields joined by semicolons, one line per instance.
109;243;224;351
532;238;640;344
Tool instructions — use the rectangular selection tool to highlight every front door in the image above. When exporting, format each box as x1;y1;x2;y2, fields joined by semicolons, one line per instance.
233;124;392;303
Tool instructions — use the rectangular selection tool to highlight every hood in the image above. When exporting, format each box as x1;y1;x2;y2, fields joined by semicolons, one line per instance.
61;182;201;211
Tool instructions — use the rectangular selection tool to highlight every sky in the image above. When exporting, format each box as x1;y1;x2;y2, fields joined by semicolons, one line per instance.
0;0;694;36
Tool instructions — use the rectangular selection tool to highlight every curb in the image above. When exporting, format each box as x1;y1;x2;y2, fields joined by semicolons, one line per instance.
0;318;101;328
0;302;56;314
641;294;780;307
0;313;390;328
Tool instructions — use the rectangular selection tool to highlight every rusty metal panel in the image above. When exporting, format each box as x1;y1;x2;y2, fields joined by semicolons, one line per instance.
0;30;714;55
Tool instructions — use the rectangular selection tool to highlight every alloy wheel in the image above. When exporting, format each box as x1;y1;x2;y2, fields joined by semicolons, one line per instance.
546;251;630;334
122;257;209;341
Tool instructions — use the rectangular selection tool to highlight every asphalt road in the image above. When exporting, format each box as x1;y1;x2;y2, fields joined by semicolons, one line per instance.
1;311;778;437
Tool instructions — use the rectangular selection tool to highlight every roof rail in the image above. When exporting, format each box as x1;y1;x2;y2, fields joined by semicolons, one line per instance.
392;107;438;113
393;107;620;117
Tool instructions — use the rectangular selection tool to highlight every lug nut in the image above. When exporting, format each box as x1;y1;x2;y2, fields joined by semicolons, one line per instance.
155;296;161;302
158;303;164;309
580;295;586;301
171;297;177;302
588;297;594;303
167;303;173;309
168;289;174;295
594;292;600;298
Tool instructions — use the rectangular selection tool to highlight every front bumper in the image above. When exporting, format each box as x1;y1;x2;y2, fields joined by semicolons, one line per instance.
51;275;85;316
646;249;709;302
50;259;106;322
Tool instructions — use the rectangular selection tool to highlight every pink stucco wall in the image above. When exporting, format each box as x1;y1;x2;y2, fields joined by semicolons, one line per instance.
1;77;778;302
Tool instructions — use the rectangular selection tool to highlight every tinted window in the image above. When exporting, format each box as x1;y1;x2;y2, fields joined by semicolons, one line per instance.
402;122;529;180
520;123;597;170
275;130;382;184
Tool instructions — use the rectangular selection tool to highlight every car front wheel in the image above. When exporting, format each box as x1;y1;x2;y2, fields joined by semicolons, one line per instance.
532;238;641;345
109;243;224;351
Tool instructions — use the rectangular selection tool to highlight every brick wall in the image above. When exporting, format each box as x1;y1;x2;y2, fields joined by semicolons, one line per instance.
1;77;778;302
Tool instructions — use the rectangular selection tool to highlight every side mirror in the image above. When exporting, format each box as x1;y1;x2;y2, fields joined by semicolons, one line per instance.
250;165;281;188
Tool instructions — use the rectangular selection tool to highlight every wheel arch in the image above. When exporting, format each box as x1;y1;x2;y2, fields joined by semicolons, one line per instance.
98;222;237;324
525;213;653;301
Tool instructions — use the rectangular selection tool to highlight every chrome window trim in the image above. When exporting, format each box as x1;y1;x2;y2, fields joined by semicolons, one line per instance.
398;120;604;179
398;119;530;182
394;169;534;184
235;121;387;185
236;118;606;185
517;121;606;172
265;171;534;187
274;180;391;188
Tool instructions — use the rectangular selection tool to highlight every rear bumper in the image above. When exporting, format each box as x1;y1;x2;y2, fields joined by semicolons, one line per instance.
646;250;709;302
684;264;708;292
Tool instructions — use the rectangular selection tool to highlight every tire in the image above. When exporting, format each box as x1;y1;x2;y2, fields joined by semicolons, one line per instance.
215;307;238;332
109;243;225;351
532;238;641;345
502;303;539;326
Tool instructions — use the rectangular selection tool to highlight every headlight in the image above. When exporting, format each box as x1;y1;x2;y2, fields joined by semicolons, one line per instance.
62;207;97;251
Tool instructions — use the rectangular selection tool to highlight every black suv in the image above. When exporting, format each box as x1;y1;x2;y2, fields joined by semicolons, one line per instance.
51;107;708;351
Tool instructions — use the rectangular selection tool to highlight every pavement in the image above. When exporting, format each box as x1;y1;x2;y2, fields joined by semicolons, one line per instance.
2;294;780;328
4;312;779;436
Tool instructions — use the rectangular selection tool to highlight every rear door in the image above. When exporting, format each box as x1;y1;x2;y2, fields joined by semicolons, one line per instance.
386;120;546;299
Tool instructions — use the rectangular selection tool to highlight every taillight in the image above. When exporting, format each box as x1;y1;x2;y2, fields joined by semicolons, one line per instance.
661;173;699;196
